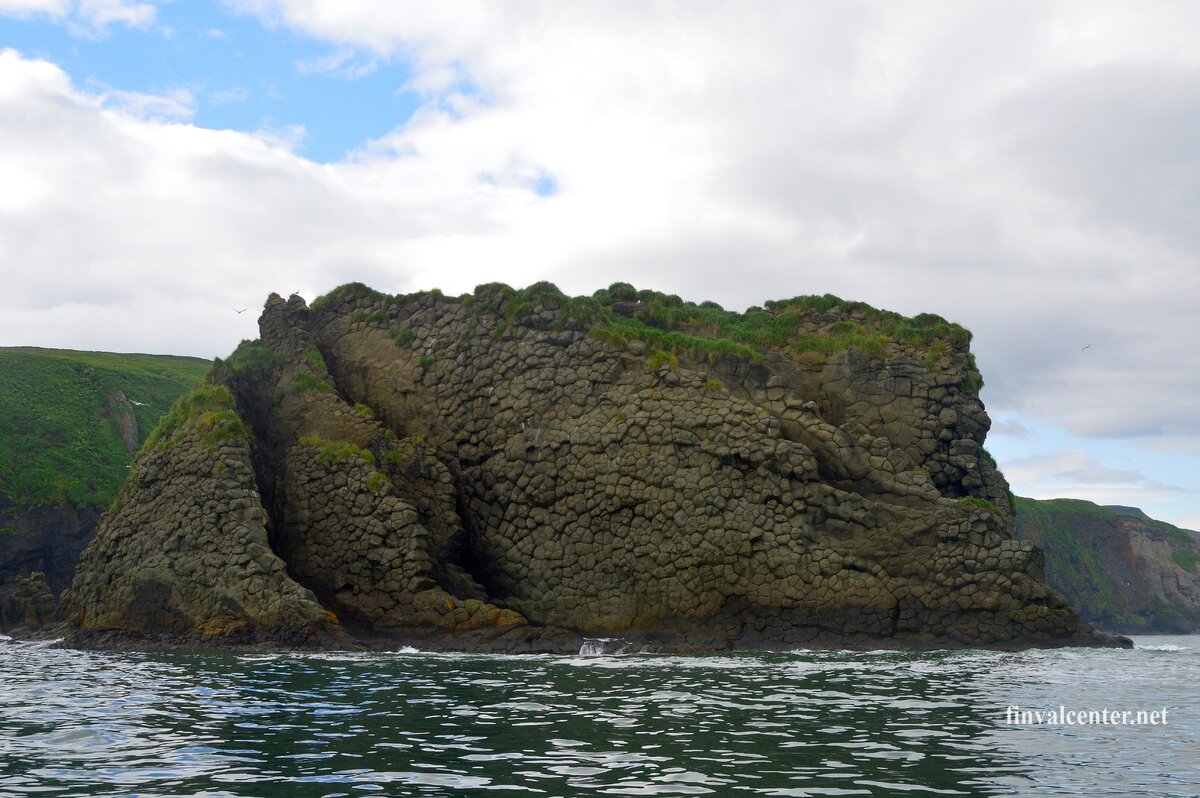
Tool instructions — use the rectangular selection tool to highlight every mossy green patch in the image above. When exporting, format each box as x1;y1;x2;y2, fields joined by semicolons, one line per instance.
646;349;679;371
310;282;390;311
218;340;281;378
585;284;974;369
303;344;327;372
298;435;375;466
293;372;334;394
1172;548;1198;574
958;497;1002;517
308;280;982;386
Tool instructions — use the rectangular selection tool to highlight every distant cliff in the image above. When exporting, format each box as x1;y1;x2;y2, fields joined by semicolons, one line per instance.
1014;497;1200;633
0;348;209;630
62;283;1124;651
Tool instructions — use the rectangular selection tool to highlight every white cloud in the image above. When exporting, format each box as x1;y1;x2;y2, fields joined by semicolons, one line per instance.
1002;450;1186;510
252;121;306;151
295;48;379;80
208;86;249;106
0;0;157;34
3;1;1200;464
0;0;70;17
72;0;155;33
101;87;195;121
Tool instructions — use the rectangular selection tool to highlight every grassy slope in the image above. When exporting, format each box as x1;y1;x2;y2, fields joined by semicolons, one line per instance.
0;347;210;509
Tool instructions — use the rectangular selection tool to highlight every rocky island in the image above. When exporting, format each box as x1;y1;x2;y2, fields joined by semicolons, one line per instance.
60;283;1128;652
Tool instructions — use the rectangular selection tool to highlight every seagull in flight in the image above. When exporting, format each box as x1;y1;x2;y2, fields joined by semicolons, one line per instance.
1081;344;1091;352
233;308;248;314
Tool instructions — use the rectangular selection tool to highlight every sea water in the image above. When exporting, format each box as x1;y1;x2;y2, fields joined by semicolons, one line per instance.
0;634;1196;797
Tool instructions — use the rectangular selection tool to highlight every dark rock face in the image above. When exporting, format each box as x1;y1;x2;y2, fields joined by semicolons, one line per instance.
0;497;100;597
1;572;57;630
0;497;100;630
63;286;1126;651
103;391;141;454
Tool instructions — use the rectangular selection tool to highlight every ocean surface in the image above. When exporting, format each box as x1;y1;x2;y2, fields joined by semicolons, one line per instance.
0;635;1196;797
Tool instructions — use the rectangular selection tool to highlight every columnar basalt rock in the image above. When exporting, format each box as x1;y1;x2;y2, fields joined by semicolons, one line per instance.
61;386;339;645
63;283;1128;651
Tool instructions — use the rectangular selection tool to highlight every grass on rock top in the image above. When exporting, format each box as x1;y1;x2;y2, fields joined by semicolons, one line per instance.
312;280;979;371
142;383;250;454
0;347;209;507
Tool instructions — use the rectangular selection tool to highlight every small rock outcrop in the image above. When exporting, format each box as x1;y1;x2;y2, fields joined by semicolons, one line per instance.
1;572;57;630
63;283;1126;651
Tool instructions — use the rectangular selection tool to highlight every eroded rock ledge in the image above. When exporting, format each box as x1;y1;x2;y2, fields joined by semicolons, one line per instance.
61;283;1129;651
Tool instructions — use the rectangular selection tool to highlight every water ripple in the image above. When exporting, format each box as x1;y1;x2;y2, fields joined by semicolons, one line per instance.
0;636;1197;796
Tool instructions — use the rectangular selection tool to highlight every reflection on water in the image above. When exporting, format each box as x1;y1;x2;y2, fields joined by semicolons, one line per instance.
0;635;1196;797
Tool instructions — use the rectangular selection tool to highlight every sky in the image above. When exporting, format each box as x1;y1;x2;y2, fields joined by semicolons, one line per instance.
1;1;1198;528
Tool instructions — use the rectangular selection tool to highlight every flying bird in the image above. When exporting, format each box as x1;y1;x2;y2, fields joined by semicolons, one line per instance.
1081;344;1091;352
233;308;247;314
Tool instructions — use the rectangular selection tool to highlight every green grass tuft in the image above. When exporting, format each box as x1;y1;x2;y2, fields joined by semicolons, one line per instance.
310;282;390;311
143;383;250;454
303;344;327;372
958;496;1002;517
293;372;334;394
224;340;281;377
298;435;375;466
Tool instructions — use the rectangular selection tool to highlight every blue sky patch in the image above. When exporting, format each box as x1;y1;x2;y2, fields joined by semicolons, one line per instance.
0;2;423;162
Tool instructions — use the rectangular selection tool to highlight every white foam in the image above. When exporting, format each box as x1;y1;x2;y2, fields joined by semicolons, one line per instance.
1135;643;1189;651
578;637;629;655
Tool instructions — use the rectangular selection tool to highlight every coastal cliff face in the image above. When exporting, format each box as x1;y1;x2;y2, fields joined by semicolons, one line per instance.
1014;498;1200;633
63;283;1121;651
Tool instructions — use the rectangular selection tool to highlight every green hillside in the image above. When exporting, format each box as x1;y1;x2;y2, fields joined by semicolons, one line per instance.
0;347;210;509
